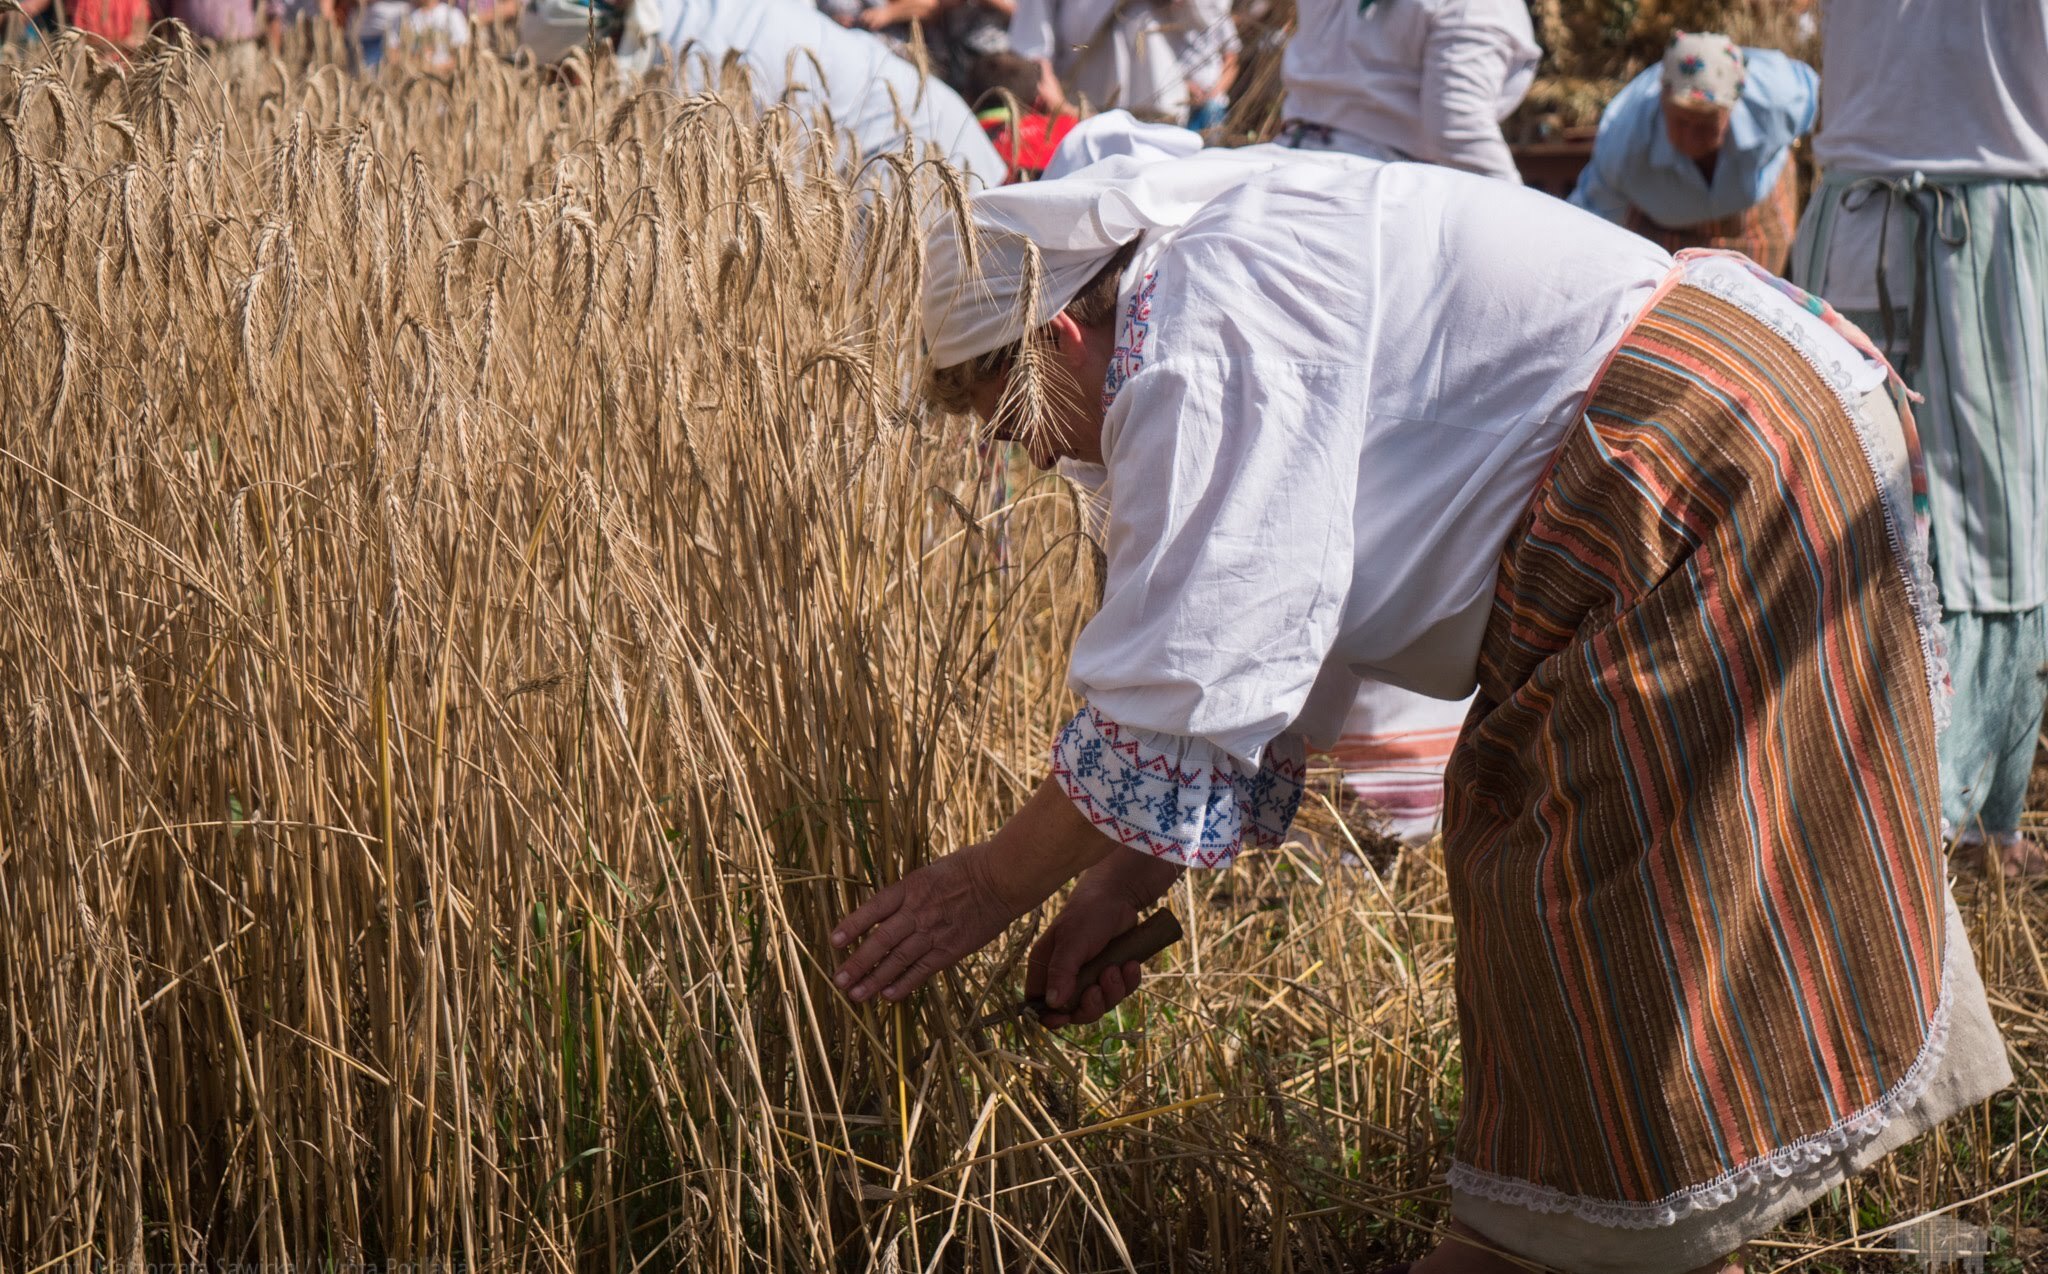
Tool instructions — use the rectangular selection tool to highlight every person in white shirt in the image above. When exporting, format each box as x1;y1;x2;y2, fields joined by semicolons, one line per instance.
1278;0;1538;181
353;0;413;68
831;142;2008;1274
1169;0;1237;130
1009;0;1223;123
519;0;1007;189
399;0;470;71
1790;0;2048;880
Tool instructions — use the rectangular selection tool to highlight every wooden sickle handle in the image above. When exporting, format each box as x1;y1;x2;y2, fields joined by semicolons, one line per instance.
1030;909;1184;1014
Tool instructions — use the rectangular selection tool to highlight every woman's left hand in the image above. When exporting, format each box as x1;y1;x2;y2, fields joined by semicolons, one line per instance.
832;775;1120;1004
832;839;1034;1004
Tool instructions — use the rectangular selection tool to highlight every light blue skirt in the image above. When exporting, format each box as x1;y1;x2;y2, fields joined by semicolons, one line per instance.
1792;172;2048;615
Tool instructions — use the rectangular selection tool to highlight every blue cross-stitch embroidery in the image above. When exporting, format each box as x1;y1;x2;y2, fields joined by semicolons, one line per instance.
1049;704;1308;867
1072;733;1107;781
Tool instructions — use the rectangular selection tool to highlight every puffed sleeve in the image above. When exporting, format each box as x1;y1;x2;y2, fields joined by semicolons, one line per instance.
1049;349;1342;868
1747;50;1821;151
1066;356;1361;770
1416;5;1529;182
1050;704;1306;868
1570;97;1636;223
1569;151;1630;222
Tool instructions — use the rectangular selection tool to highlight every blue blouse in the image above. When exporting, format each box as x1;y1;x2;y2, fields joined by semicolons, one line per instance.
1570;50;1819;230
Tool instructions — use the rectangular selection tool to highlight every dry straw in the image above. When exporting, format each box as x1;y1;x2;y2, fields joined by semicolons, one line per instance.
0;20;2040;1274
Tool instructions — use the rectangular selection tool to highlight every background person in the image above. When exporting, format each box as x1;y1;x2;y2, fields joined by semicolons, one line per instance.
966;50;1078;182
463;0;521;39
836;140;2006;1274
352;0;411;67
925;0;1014;94
520;0;1007;190
824;0;1019;96
1571;32;1817;275
70;0;150;56
398;0;467;70
265;0;336;54
169;0;262;60
10;0;55;42
1277;0;1537;180
1008;0;1202;122
1169;0;1235;130
817;0;930;45
1791;0;2048;878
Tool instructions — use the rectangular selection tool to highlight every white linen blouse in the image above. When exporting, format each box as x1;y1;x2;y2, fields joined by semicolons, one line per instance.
1051;155;1673;866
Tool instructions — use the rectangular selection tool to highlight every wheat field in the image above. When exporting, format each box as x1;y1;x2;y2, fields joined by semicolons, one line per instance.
0;29;2042;1274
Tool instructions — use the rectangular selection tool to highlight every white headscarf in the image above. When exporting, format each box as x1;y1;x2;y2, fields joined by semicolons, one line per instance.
1041;109;1203;182
922;142;1335;369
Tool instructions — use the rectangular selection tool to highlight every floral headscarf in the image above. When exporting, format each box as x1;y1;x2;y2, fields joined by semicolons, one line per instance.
1661;31;1748;110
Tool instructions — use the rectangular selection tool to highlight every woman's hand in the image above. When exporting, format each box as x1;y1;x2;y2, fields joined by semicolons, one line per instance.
1026;881;1140;1026
1027;852;1185;1026
832;775;1121;1005
832;839;1031;1004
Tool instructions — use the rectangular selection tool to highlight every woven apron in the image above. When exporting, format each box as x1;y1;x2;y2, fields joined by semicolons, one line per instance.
1441;278;1949;1225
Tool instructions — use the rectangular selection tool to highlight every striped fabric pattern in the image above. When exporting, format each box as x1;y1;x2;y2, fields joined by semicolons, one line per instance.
1626;155;1803;276
1325;681;1469;844
1791;174;2048;613
1442;284;1947;1221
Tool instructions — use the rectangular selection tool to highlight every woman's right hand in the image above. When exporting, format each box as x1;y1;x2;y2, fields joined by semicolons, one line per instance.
1025;852;1184;1026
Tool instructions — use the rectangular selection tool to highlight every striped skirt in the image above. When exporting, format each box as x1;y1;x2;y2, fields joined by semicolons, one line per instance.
1626;155;1803;276
1442;282;1951;1227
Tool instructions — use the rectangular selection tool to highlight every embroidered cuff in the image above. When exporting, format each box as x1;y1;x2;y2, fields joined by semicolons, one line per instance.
1049;703;1306;869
